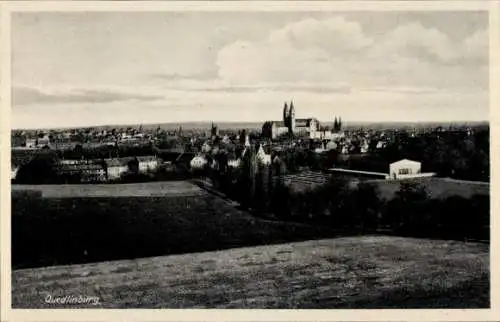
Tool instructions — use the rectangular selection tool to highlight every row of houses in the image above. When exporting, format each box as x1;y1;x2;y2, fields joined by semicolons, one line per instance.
63;156;160;182
11;155;161;183
190;143;273;171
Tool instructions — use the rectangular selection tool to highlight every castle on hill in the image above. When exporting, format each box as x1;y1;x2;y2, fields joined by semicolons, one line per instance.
262;101;342;140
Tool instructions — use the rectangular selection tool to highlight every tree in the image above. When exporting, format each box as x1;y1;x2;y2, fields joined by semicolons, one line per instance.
323;175;351;226
395;182;428;203
388;181;429;235
15;151;61;184
349;182;382;232
73;144;84;159
270;174;292;219
236;145;257;209
254;162;271;212
239;130;247;145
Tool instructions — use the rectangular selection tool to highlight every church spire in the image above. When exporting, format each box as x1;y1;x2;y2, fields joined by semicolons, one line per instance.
289;100;296;135
289;100;295;116
283;102;289;126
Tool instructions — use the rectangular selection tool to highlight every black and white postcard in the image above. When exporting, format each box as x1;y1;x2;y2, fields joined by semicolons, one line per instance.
0;1;498;321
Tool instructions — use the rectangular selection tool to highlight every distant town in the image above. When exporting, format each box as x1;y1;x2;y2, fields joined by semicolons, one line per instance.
11;101;489;186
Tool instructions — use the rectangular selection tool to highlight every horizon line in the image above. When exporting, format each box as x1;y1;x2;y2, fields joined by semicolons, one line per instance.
11;119;490;131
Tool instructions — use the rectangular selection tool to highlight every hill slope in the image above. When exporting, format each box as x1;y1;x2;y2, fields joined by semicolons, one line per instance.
12;236;489;309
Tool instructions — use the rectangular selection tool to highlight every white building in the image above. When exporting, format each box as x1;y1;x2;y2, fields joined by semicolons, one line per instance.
60;159;85;165
360;141;369;154
228;159;241;168
25;139;37;148
201;141;212;153
137;156;159;173
36;136;50;148
256;144;272;165
389;159;437;180
105;159;129;180
376;141;386;149
190;155;208;170
389;159;427;180
325;140;338;151
11;166;19;180
311;131;344;141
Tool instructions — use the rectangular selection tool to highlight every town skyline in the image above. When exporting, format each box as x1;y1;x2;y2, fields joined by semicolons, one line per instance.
12;11;488;128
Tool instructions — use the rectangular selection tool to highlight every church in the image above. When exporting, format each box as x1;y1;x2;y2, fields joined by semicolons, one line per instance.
262;101;321;139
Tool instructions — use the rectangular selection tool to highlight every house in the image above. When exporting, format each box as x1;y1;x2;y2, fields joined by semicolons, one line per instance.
389;159;436;180
36;135;51;148
104;158;130;180
325;140;338;151
227;159;241;168
59;163;107;183
256;144;272;165
389;159;421;180
60;159;85;165
190;155;208;170
137;156;159;173
25;138;37;148
360;141;369;154
376;141;386;149
11;166;19;180
201;141;212;153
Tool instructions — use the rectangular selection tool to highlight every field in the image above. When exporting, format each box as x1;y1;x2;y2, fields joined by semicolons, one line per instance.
281;171;489;200
11;181;205;198
12;186;337;269
12;236;489;308
367;177;490;200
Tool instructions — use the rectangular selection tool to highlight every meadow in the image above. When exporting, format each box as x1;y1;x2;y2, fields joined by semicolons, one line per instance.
11;181;205;198
12;236;489;308
11;180;490;308
12;186;336;269
367;177;489;200
282;172;489;200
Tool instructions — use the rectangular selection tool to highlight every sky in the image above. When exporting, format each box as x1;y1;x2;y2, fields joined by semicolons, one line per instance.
11;11;489;129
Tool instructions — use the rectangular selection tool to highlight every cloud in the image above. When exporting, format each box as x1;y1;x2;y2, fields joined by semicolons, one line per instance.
149;71;216;81
216;17;488;89
361;86;440;95
12;86;163;106
160;80;351;94
462;29;489;65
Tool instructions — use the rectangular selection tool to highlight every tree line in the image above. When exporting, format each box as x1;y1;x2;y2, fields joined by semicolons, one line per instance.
208;145;489;242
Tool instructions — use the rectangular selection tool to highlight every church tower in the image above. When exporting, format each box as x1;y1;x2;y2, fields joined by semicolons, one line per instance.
211;122;218;139
283;102;289;128
289;100;296;133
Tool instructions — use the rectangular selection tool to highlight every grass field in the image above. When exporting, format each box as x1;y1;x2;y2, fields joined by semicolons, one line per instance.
11;181;205;198
12;191;337;269
12;236;489;309
282;172;489;200
366;177;490;200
